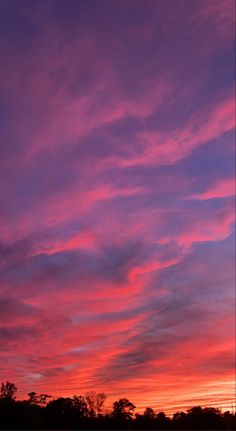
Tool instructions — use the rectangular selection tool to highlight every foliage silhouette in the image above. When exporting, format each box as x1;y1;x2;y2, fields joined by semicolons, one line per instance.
0;381;235;430
28;391;52;406
112;397;136;419
143;406;156;418
85;391;107;416
0;381;17;400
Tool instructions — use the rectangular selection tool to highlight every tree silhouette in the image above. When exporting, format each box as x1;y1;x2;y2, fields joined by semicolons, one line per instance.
85;391;107;416
156;411;171;429
0;380;235;430
185;406;224;429
135;407;157;430
143;407;156;418
0;381;17;400
112;398;136;419
28;392;38;405
28;391;51;406
45;395;88;429
72;395;89;416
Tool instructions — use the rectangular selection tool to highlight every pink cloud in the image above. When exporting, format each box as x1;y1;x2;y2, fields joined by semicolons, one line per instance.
196;0;235;42
128;257;181;282
191;177;235;200
32;229;97;256
178;201;235;246
110;97;235;168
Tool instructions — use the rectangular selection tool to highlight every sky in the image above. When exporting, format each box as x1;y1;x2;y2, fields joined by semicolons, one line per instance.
0;0;235;414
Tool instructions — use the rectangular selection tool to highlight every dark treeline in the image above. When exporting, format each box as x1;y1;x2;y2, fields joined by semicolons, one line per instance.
0;381;235;430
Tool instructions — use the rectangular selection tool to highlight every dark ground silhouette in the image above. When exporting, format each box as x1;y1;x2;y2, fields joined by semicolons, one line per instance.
0;381;235;430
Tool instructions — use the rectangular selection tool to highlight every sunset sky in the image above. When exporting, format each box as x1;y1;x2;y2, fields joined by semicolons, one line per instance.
0;0;235;414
